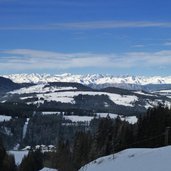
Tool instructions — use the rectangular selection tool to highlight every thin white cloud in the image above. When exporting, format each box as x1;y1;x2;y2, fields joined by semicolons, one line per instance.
1;21;171;30
0;49;171;71
132;44;145;48
164;42;171;46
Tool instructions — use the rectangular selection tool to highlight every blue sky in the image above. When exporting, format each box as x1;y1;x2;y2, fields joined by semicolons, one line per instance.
1;0;171;75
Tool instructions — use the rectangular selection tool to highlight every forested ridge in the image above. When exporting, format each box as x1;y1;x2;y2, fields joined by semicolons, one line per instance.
1;105;171;171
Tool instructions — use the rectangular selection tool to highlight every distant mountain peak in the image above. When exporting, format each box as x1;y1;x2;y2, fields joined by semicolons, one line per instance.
2;74;171;86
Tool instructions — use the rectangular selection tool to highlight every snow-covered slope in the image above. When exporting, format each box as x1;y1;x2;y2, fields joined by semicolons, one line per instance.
9;84;78;94
13;89;138;107
1;74;171;115
3;73;171;85
79;146;171;171
153;89;171;99
3;81;170;115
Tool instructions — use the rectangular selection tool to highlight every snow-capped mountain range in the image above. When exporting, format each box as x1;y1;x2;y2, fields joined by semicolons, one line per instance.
3;73;171;86
1;74;171;116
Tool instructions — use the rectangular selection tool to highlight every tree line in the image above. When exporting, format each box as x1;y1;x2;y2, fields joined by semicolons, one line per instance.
1;105;171;171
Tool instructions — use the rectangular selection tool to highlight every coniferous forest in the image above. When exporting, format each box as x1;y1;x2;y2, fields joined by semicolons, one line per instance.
1;105;171;171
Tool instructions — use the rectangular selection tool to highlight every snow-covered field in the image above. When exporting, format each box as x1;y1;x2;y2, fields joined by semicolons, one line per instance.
134;91;155;96
153;89;171;98
4;74;171;110
0;115;12;122
42;112;137;124
96;113;137;124
42;111;61;115
155;89;171;93
144;98;171;109
64;115;94;122
79;146;171;171
10;88;138;107
36;91;138;106
122;116;138;124
8;150;29;165
10;84;77;94
8;83;171;110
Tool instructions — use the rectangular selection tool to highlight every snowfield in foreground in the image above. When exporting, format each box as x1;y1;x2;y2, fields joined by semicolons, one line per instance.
79;146;171;171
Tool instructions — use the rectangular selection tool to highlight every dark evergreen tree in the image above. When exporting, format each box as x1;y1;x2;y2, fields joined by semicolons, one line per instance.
0;139;6;169
19;149;43;171
90;117;114;158
0;139;17;171
55;140;74;171
137;105;171;147
73;131;92;169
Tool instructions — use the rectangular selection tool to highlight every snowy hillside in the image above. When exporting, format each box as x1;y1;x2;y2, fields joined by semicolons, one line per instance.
1;81;170;115
1;74;171;115
3;73;171;86
79;146;171;171
9;86;138;107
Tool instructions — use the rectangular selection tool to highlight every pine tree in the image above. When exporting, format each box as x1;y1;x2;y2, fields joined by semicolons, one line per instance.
55;140;74;171
0;139;17;171
0;139;6;169
19;149;43;171
73;132;92;169
92;117;114;158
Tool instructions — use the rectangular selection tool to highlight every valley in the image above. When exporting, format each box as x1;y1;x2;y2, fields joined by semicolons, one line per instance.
1;74;171;171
